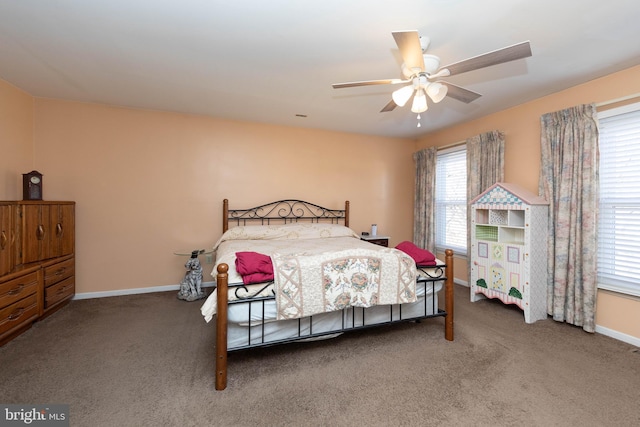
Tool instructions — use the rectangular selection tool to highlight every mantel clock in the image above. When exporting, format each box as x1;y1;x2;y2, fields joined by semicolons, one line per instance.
22;170;43;200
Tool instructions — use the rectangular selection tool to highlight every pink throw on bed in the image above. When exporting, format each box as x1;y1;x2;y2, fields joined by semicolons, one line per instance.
395;241;437;266
235;251;274;284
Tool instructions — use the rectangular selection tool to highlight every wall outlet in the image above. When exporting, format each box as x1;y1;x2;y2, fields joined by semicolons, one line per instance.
205;253;213;264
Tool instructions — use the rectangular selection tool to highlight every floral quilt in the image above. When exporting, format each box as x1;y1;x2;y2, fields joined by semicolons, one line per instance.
271;247;417;320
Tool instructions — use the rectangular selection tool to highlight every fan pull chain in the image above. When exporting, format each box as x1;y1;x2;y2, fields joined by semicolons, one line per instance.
417;114;421;128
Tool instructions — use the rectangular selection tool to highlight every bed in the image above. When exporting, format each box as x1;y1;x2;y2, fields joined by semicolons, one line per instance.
202;199;454;390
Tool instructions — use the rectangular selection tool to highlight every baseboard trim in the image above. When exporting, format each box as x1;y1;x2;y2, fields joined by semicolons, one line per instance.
73;280;638;347
76;279;467;300
75;278;467;300
73;281;216;300
454;278;468;287
595;325;640;348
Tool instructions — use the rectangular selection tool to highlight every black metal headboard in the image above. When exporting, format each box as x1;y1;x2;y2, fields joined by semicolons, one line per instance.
223;199;350;232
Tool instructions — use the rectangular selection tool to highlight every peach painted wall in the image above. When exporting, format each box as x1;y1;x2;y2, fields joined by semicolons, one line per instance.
417;65;640;342
32;99;416;294
0;79;33;199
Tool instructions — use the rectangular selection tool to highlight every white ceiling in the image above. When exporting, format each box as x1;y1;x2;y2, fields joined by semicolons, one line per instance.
1;0;640;138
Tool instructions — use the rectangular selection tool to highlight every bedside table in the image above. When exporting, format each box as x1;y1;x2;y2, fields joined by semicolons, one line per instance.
361;235;389;247
173;249;212;301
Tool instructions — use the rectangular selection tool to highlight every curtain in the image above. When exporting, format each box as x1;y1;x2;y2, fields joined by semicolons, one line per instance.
466;130;505;201
539;104;599;333
466;131;505;280
413;147;437;251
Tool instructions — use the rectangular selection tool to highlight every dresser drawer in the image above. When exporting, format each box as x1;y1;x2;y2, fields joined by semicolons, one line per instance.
0;271;38;309
45;276;74;308
0;293;38;336
44;257;75;287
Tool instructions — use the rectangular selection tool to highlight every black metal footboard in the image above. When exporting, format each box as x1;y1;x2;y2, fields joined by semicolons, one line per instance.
226;263;447;351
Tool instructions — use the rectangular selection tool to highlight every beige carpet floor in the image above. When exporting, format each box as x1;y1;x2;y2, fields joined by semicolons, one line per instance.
1;285;639;427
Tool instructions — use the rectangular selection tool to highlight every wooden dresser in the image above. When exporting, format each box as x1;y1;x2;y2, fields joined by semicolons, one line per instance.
0;201;75;345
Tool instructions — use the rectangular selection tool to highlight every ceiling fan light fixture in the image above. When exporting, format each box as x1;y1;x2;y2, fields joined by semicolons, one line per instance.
392;84;415;107
417;74;429;88
332;31;531;121
426;82;448;103
411;89;428;113
422;54;440;74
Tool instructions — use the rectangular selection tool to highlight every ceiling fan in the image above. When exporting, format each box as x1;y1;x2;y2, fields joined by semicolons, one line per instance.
332;31;532;124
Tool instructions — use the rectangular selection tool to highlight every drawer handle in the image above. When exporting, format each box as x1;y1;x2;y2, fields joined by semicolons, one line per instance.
36;224;45;240
56;223;63;236
0;230;6;249
9;308;25;321
8;284;25;295
55;267;66;276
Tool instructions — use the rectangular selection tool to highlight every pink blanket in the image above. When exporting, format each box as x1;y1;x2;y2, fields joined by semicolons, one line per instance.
235;251;274;284
395;241;436;266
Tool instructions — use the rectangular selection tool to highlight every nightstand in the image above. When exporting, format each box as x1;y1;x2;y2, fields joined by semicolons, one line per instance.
361;235;389;247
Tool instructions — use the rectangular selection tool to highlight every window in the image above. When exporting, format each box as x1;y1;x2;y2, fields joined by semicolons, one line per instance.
597;102;640;297
435;147;467;254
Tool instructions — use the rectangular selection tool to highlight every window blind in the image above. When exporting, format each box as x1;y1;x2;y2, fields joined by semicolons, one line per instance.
435;147;467;254
598;102;640;297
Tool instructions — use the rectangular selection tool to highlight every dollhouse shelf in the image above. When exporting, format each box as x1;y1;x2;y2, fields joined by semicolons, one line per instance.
470;183;549;323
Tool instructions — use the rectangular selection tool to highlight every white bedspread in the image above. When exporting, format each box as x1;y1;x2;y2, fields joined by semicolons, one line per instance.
200;223;420;322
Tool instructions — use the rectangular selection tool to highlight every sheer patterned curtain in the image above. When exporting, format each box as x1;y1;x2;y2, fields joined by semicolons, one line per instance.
539;104;599;333
466;131;505;277
413;147;437;251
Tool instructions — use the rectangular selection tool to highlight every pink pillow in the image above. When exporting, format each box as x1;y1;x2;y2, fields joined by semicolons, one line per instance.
395;241;436;266
235;252;274;284
239;272;274;285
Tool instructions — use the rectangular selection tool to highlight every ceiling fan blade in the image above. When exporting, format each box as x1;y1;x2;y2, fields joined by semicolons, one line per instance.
392;31;425;73
380;99;397;112
439;41;532;77
440;82;482;104
332;78;408;89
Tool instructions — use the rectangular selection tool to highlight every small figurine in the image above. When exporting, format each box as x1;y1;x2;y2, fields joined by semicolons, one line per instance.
177;250;206;301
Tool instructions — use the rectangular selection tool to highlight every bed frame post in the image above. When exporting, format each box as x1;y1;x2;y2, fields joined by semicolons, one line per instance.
444;249;454;341
344;200;350;227
222;199;229;233
215;263;229;390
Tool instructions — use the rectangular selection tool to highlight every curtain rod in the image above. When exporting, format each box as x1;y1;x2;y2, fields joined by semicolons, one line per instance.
595;93;640;108
437;140;466;151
